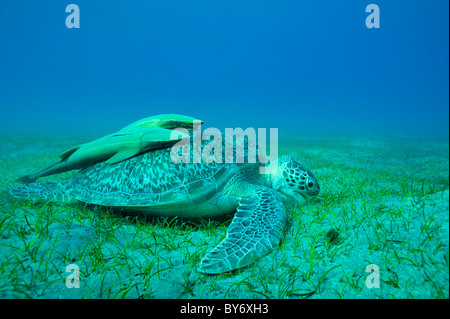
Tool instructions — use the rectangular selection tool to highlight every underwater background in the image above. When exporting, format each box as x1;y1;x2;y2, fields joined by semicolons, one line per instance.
0;0;448;136
0;0;448;300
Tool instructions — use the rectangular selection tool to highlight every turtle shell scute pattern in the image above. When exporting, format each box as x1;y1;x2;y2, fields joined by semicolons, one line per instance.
66;132;254;207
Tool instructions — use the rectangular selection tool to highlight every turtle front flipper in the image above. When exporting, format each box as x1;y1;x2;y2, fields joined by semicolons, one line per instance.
199;188;288;274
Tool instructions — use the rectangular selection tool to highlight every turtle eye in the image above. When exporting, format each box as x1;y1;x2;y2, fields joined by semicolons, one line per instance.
306;179;315;189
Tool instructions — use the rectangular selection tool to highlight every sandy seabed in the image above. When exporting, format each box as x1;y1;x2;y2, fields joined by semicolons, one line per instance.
0;133;448;299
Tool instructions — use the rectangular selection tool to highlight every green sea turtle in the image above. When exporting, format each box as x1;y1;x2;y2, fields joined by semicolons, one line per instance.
10;133;319;274
16;114;202;183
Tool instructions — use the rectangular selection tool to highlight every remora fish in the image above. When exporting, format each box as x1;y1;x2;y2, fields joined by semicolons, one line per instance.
16;114;203;183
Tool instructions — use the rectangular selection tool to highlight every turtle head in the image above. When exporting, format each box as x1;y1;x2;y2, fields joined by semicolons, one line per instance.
271;156;320;205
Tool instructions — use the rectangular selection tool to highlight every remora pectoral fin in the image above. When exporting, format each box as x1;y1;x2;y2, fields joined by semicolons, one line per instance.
145;127;186;141
142;127;189;144
105;148;141;164
105;128;189;164
141;129;185;151
59;145;81;160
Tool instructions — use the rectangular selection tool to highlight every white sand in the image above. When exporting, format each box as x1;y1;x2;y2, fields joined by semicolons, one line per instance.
0;133;448;299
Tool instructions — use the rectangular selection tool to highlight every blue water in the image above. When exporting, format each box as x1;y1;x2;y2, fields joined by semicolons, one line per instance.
0;0;448;137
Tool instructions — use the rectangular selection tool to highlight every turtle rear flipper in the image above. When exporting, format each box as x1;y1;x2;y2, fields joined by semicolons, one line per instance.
10;182;74;204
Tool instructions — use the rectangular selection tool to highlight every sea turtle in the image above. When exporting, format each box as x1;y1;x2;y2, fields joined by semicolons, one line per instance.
10;132;319;274
16;114;203;183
